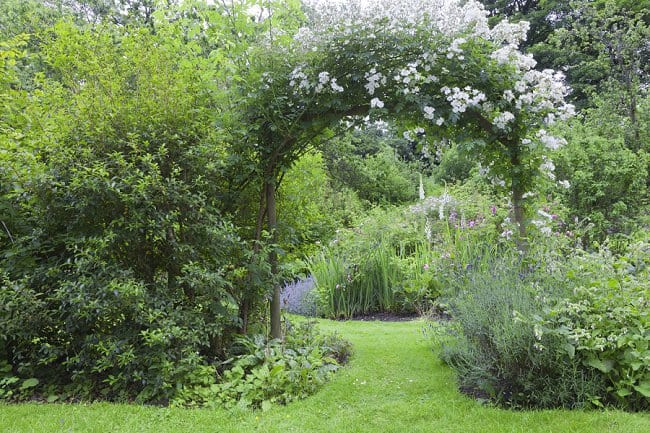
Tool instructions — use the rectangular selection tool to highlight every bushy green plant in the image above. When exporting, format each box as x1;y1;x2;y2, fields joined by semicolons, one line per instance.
309;240;402;318
432;145;478;185
322;127;419;206
0;20;271;404
439;249;608;409
554;124;649;243
277;151;365;265
534;240;650;410
0;254;244;403
177;321;351;410
396;242;441;314
437;233;650;411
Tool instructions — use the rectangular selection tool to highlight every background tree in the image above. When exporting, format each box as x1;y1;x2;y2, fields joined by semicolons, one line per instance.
321;126;420;206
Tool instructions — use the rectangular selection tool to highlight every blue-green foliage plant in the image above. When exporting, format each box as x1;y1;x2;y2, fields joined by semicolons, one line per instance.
438;233;650;410
438;244;607;409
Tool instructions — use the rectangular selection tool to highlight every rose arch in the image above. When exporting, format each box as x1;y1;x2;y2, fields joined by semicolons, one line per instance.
236;0;574;337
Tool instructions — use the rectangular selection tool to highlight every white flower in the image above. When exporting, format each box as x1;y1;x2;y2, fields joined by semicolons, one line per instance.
558;180;571;189
540;157;556;180
423;106;436;120
537;129;567;150
370;97;384;108
364;69;385;95
318;71;330;84
493;111;515;130
330;78;344;92
514;81;527;93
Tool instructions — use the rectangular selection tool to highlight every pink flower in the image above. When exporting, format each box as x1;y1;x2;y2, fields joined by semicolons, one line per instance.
423;263;430;271
490;205;497;216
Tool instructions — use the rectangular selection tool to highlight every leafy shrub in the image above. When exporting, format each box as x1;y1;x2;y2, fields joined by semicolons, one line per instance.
438;235;650;410
0;256;243;403
554;126;648;243
173;321;351;409
0;22;270;404
534;241;650;410
432;144;477;184
277;152;365;263
322;128;419;205
439;250;608;409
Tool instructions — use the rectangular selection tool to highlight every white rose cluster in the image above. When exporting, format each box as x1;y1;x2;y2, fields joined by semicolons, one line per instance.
441;86;486;113
364;67;386;95
267;0;576;194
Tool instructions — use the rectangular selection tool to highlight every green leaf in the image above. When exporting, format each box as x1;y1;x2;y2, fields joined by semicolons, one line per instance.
563;343;576;359
20;378;39;390
630;362;643;371
615;387;632;398
261;400;272;412
269;364;284;377
633;381;650;398
585;357;615;373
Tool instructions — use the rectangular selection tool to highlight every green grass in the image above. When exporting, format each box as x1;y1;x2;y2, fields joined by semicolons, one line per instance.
1;319;649;433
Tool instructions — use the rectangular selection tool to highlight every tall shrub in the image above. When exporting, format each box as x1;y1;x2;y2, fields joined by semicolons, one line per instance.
0;20;260;403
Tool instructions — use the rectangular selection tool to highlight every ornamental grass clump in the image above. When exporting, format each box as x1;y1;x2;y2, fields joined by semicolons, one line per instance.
309;240;402;318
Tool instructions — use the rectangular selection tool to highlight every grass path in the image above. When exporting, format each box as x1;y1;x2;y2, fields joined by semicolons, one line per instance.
1;319;649;433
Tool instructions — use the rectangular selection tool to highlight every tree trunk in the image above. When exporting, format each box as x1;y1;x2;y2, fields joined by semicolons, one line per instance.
266;178;282;339
511;179;528;250
509;148;527;249
239;184;268;334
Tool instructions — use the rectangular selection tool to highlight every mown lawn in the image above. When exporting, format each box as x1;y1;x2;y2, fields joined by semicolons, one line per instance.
1;319;648;433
